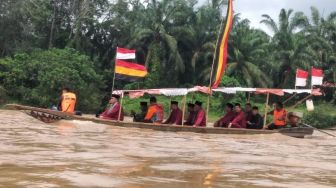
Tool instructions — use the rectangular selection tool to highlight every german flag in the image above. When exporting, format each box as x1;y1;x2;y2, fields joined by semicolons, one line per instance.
115;60;148;82
211;0;233;89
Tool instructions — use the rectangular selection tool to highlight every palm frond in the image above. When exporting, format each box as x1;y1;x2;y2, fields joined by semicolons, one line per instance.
260;15;278;34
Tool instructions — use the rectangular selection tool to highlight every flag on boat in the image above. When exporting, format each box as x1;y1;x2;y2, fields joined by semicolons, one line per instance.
311;67;323;86
211;0;234;89
116;47;136;60
295;69;309;87
115;60;148;81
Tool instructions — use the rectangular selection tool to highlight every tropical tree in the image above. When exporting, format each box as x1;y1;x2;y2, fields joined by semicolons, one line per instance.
226;17;272;87
303;7;336;84
261;9;313;88
128;0;196;87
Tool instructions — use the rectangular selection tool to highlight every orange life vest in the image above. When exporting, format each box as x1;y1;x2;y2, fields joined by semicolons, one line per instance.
273;109;286;126
145;104;164;123
61;92;77;113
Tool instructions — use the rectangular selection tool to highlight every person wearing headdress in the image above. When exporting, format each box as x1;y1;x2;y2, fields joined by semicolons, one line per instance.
228;103;246;128
184;103;196;126
286;112;303;128
131;102;148;122
246;106;263;129
164;101;183;125
214;103;235;127
144;96;164;123
193;101;206;127
99;94;124;121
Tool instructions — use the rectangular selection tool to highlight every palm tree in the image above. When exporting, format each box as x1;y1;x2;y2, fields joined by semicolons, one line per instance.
226;17;272;87
261;9;313;88
128;0;190;87
303;7;336;84
190;5;222;85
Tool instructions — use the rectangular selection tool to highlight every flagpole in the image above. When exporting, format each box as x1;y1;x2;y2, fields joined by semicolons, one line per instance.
205;12;226;127
118;91;124;122
311;66;314;91
111;47;118;96
263;92;270;129
181;95;187;126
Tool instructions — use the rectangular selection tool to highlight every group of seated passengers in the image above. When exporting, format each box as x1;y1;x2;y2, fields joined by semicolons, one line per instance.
214;101;301;129
96;94;300;129
132;97;207;127
214;103;262;129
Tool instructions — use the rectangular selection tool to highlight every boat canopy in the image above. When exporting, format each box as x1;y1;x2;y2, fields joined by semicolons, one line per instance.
112;86;322;98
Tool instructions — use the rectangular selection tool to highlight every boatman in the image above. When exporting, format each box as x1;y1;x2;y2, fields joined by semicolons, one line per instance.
193;101;206;127
266;102;287;130
228;103;246;128
184;103;196;126
144;96;164;124
164;101;183;125
286;112;303;128
214;103;235;127
99;94;124;121
131;102;148;122
58;87;77;113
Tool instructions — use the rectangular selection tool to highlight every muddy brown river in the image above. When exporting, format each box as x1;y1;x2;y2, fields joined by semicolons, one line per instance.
0;110;335;188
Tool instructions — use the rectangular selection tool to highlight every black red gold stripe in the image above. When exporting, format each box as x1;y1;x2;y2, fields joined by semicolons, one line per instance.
211;0;233;88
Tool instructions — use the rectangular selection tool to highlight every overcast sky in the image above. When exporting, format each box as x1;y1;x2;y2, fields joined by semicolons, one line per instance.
199;0;335;34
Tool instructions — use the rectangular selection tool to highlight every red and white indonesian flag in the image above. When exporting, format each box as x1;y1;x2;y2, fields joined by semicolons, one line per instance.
311;67;324;86
295;69;309;87
116;47;136;60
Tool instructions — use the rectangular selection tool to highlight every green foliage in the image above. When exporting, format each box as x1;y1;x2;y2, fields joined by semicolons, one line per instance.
303;109;336;129
0;48;103;112
144;44;162;88
0;86;8;104
220;75;241;87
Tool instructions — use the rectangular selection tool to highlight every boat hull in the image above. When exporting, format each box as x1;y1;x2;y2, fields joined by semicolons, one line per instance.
5;104;313;138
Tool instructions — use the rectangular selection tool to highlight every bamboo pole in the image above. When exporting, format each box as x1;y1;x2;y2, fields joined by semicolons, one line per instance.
290;94;313;109
263;93;270;128
205;14;226;127
117;91;124;122
283;93;297;105
111;49;117;96
181;95;187;126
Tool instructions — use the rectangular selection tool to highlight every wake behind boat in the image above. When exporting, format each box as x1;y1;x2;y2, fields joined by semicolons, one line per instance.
5;104;314;138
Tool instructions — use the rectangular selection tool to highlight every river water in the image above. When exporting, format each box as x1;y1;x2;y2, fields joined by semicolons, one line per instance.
0;110;335;188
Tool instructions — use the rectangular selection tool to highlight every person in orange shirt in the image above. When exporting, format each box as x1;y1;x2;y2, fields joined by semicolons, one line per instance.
266;102;287;130
144;96;164;124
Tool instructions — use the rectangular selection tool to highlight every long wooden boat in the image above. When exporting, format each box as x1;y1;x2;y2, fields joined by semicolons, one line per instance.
5;104;314;138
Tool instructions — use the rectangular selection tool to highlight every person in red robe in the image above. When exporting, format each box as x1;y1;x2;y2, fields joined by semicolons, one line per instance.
228;103;246;128
164;101;182;125
193;101;206;127
214;103;235;127
184;103;196;126
99;94;124;121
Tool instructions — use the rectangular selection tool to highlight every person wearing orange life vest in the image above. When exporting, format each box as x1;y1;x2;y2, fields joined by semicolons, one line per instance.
144;96;164;124
58;87;77;113
266;102;287;130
